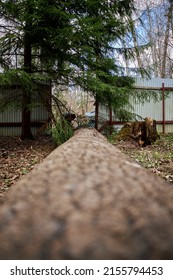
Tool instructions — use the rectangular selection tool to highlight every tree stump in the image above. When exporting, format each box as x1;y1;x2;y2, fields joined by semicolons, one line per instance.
117;118;159;146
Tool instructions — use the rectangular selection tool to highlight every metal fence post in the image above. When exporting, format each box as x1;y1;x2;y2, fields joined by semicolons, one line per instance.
162;83;165;134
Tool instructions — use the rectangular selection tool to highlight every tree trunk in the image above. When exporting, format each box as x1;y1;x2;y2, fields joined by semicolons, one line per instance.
129;18;143;75
20;50;33;139
161;4;172;78
20;93;33;140
20;2;34;140
146;4;159;76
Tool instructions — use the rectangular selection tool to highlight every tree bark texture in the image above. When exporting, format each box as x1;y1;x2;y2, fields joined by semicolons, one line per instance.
161;4;172;78
21;2;33;140
117;118;159;146
0;128;173;259
20;91;33;140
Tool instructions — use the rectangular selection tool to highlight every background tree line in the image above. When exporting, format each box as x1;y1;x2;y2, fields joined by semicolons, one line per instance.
123;0;173;78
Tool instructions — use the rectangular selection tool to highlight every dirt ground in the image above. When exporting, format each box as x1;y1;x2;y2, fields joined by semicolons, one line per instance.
1;132;173;201
0;136;55;201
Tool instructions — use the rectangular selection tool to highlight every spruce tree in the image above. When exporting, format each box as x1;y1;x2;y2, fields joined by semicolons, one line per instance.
0;0;135;138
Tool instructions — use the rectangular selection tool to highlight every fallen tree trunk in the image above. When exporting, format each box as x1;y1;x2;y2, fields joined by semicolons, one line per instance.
0;128;173;259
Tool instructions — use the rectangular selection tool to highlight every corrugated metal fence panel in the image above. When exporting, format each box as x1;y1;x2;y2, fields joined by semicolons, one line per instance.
0;109;21;122
98;77;173;133
97;104;109;129
0;127;21;136
134;77;173;88
98;104;109;121
165;124;173;133
31;105;49;122
0;104;49;136
0;84;51;136
131;98;163;120
0;87;22;124
0;126;39;136
134;78;173;123
165;93;173;121
157;124;173;134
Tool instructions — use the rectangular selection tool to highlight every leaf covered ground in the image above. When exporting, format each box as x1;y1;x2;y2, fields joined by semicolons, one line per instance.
0;136;55;201
112;133;173;185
